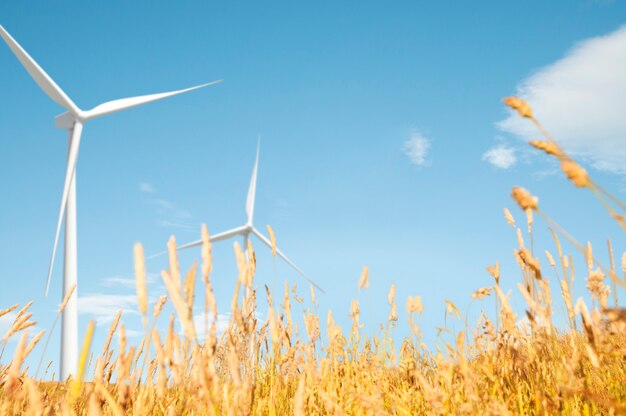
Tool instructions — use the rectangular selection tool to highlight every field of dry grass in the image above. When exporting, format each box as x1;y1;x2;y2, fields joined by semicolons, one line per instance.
1;98;625;415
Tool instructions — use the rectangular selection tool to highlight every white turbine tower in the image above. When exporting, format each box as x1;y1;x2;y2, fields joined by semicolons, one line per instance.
154;142;324;293
0;25;222;380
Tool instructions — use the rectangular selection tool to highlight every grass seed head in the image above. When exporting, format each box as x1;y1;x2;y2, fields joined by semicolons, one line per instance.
560;159;589;188
58;284;77;314
503;208;516;228
358;266;370;290
154;295;167;319
471;287;492;300
529;140;560;157
487;262;500;284
511;187;538;211
406;295;424;314
503;96;533;118
267;225;277;256
0;304;19;319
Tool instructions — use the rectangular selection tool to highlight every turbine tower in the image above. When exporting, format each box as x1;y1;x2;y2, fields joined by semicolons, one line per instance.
0;25;222;380
153;142;325;293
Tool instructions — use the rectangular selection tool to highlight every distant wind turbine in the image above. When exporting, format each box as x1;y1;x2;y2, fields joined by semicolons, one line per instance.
151;142;324;293
0;25;222;380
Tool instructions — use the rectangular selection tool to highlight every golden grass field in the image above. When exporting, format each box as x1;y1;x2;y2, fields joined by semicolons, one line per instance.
1;98;625;415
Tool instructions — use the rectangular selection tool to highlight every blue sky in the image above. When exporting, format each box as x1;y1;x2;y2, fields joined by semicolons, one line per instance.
1;1;625;375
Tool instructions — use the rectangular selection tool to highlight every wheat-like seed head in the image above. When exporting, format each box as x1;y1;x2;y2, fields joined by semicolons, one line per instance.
503;208;516;228
24;330;45;358
0;304;19;319
406;295;424;314
58;284;77;314
387;284;396;305
529;140;560;157
511;187;538;211
167;235;181;290
154;295;167;319
471;287;491;300
15;301;33;321
503;96;533;118
267;225;277;256
358;266;369;290
102;310;122;356
487;262;500;284
561;160;589;188
545;250;556;268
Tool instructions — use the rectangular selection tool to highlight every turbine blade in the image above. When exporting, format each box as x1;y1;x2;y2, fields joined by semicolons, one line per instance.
251;228;325;293
0;25;79;114
45;123;83;295
147;225;247;259
84;79;223;119
245;140;260;224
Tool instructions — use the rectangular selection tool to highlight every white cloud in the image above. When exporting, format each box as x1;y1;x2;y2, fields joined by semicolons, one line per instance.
139;182;157;194
139;182;196;231
100;275;136;289
482;145;517;169
78;294;139;325
498;25;626;174
154;199;192;221
153;198;194;231
100;273;158;289
403;131;431;166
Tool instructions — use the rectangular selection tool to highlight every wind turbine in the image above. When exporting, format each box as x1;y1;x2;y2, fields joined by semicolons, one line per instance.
0;25;222;380
153;142;325;293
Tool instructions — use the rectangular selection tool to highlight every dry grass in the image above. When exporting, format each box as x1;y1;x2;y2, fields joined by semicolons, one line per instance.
0;99;625;414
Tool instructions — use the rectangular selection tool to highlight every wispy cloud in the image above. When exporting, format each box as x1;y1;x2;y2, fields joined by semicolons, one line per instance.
78;294;139;325
482;145;517;169
403;131;431;166
100;273;159;289
100;275;137;289
139;182;157;194
154;199;194;231
498;25;626;174
140;182;196;232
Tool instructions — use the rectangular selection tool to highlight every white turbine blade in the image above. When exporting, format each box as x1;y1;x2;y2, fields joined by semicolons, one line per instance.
45;123;83;295
245;140;260;225
84;79;223;120
0;25;79;114
147;225;247;259
251;227;325;293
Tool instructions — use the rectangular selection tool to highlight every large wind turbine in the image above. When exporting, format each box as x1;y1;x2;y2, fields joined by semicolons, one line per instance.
0;25;222;380
154;143;324;293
